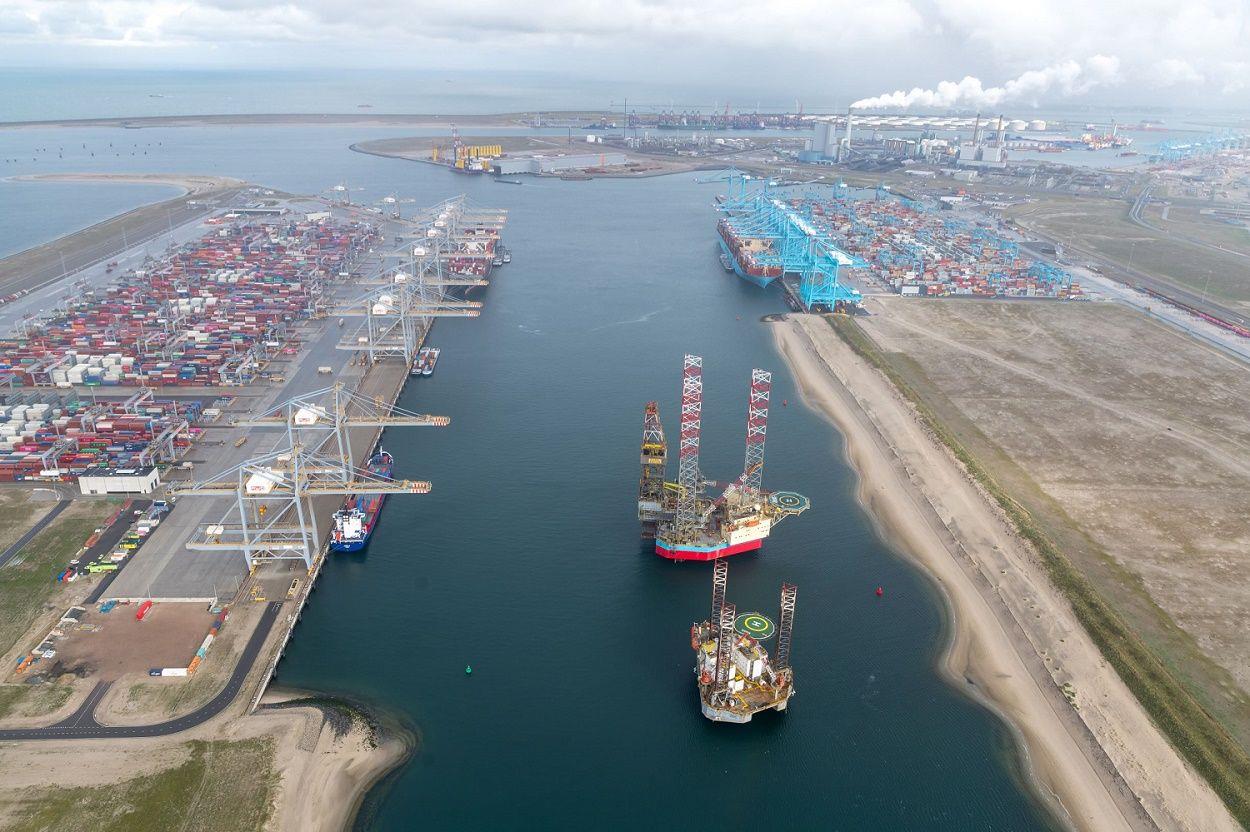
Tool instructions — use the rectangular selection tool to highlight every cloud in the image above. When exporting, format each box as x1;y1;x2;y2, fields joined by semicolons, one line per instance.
851;56;1121;110
0;0;924;52
0;0;1247;105
1150;58;1205;86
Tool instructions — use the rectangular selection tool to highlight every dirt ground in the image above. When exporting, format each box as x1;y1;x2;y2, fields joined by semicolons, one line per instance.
49;602;215;679
857;296;1250;742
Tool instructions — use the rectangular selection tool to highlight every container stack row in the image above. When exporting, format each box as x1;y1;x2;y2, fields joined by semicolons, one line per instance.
0;216;377;388
0;395;202;482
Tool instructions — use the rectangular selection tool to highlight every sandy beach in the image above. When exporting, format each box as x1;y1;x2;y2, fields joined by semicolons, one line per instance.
258;694;414;832
771;314;1238;832
0;690;410;831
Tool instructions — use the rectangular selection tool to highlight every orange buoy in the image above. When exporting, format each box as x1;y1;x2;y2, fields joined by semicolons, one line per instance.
875;586;884;597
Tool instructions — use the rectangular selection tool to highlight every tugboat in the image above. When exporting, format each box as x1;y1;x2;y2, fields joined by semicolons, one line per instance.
330;449;394;553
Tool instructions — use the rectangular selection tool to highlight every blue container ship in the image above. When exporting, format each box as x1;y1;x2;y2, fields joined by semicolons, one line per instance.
330;449;394;553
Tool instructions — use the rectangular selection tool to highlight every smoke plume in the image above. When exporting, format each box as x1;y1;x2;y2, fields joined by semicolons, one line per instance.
850;56;1120;110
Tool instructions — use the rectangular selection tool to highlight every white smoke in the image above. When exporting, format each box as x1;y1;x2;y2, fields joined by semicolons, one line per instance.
850;55;1121;110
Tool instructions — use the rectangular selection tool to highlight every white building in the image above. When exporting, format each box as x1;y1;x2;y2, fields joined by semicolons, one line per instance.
79;466;161;496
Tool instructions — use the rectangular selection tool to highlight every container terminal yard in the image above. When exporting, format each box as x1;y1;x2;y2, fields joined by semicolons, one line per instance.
0;190;509;738
802;191;1079;299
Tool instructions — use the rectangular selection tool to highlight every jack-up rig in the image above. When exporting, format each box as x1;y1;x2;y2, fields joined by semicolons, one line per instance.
691;559;797;722
638;354;810;560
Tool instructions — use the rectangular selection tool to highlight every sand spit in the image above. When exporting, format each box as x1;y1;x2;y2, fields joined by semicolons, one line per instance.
0;113;538;131
771;314;1237;832
10;171;247;194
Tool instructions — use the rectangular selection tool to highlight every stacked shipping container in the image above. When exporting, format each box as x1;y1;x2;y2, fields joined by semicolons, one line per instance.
801;197;1081;299
0;217;377;388
0;396;200;482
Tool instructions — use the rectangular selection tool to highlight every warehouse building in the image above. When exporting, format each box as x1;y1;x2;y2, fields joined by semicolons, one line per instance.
79;465;161;496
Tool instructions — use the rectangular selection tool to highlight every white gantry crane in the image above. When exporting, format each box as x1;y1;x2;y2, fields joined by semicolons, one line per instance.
169;444;431;571
171;383;450;571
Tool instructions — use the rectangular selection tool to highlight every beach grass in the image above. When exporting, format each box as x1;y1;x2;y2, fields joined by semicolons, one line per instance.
3;738;276;832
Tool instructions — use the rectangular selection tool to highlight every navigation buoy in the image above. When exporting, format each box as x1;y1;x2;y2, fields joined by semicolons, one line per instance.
465;665;472;675
875;586;884;597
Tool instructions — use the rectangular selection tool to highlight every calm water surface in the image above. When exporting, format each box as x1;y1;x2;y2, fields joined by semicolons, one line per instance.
0;124;1058;831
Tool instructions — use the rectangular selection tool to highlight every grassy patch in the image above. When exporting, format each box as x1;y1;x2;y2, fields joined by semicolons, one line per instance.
0;492;54;557
0;683;73;721
829;313;1250;826
1005;195;1250;309
5;738;276;832
0;502;120;657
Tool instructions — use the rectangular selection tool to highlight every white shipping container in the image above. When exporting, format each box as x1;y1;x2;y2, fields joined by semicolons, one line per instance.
161;668;189;677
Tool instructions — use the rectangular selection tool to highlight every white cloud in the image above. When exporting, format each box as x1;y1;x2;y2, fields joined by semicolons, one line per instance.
0;0;1246;104
0;0;924;51
1150;58;1205;86
851;56;1121;110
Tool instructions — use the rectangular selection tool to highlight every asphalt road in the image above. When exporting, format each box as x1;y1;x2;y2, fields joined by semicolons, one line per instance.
0;498;69;569
0;601;282;741
82;499;153;605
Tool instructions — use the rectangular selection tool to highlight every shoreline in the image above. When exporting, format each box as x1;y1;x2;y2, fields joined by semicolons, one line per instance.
260;687;416;832
770;314;1239;832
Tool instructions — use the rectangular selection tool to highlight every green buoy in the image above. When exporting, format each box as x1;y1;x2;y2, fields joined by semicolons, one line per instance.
465;665;472;675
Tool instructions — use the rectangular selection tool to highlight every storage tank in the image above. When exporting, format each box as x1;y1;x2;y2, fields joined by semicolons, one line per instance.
1027;119;1047;131
1008;119;1028;132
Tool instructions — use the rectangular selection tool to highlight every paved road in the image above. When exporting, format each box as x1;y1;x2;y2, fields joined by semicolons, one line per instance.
0;498;69;569
0;601;282;741
82;500;153;605
1016;213;1248;327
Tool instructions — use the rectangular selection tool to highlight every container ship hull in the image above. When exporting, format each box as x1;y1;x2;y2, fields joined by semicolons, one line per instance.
717;221;782;288
330;450;393;553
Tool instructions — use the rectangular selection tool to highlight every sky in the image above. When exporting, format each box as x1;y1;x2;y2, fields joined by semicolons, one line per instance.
1;0;1248;110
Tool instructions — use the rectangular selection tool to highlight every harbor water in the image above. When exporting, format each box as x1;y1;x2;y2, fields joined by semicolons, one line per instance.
0;124;1058;830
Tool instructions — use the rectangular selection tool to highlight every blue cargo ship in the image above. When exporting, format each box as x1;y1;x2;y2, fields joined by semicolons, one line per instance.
330;449;394;553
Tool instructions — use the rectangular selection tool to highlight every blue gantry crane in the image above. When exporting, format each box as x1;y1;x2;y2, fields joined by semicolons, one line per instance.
715;175;864;311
